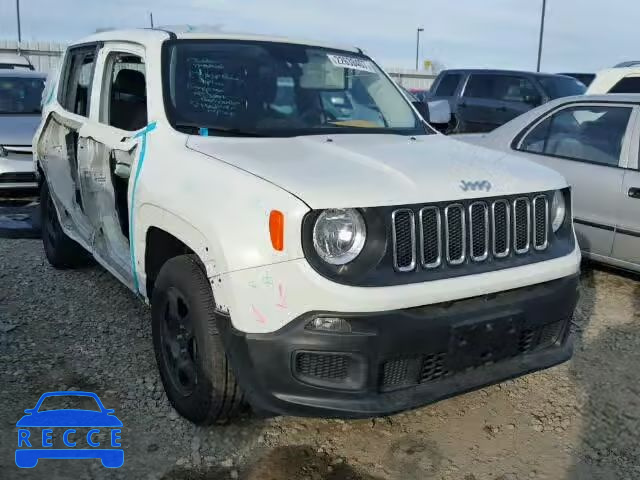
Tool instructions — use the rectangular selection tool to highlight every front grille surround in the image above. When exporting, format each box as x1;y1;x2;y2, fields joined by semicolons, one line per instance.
391;209;416;272
418;206;442;268
491;200;511;258
513;197;531;255
444;204;466;265
532;195;549;251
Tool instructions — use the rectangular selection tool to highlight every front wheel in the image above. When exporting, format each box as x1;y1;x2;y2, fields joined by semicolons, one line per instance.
151;254;245;424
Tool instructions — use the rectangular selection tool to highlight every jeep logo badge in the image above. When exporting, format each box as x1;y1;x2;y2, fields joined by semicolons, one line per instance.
460;180;492;192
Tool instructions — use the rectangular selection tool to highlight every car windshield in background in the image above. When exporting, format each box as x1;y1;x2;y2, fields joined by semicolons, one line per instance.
538;76;586;99
162;40;426;137
0;76;45;114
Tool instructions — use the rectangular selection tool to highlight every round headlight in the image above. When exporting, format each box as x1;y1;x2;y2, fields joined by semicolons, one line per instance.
551;190;566;232
312;209;366;265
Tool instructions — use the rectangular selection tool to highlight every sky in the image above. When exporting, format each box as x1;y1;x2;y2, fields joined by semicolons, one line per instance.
0;0;636;73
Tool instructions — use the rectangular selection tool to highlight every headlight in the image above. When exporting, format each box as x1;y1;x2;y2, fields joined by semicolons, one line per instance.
551;190;566;232
312;209;366;265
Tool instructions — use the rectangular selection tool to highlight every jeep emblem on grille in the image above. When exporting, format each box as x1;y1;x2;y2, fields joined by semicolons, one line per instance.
460;180;492;192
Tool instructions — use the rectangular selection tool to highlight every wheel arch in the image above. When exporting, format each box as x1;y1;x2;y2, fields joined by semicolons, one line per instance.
138;204;227;301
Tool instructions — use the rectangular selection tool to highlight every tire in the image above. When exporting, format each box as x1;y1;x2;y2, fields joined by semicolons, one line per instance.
40;181;89;269
151;254;245;424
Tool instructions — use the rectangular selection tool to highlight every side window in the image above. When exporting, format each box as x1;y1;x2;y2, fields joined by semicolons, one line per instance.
518;105;632;167
434;74;462;97
499;76;539;103
463;74;496;99
59;46;97;117
609;76;640;94
101;52;147;131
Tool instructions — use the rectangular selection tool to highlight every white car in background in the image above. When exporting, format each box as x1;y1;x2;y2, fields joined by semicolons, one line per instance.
461;94;640;273
586;67;640;94
34;27;580;424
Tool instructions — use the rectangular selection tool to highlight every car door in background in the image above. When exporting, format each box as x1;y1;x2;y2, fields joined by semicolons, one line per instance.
429;71;464;112
514;102;636;259
458;74;541;133
611;110;640;267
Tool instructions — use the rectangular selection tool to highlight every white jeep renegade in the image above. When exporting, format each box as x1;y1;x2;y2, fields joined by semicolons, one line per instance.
34;27;580;424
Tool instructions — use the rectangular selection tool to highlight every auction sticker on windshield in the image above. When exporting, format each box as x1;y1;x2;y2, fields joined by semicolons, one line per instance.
327;54;376;72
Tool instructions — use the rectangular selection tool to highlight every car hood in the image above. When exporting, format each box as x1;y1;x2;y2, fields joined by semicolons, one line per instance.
186;133;567;209
0;114;40;147
16;410;123;427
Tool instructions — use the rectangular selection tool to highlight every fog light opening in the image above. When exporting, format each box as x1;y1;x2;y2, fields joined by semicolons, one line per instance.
307;317;352;333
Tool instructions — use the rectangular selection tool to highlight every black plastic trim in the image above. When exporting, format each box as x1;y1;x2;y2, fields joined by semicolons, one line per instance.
217;274;579;418
616;227;640;238
574;218;615;232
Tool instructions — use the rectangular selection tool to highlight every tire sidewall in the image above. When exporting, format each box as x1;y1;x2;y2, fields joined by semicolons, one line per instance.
151;256;225;423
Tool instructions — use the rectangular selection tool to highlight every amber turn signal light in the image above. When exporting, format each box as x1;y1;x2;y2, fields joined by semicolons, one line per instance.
269;210;285;251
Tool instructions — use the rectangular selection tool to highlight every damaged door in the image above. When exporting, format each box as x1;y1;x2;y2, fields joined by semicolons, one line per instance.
74;44;149;287
37;44;100;251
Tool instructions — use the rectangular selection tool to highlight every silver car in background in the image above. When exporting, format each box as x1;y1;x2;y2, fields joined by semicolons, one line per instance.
0;70;46;193
460;94;640;273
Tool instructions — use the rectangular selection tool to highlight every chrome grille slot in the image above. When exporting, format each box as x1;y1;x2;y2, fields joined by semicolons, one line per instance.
419;206;442;268
444;204;466;265
469;202;489;262
513;198;531;254
532;195;549;250
492;200;510;258
392;209;416;271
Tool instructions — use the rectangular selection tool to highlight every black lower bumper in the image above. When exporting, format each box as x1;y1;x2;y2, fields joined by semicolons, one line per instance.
218;274;579;418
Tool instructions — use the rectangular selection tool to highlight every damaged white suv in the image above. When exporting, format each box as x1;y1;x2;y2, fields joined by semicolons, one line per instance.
34;27;580;424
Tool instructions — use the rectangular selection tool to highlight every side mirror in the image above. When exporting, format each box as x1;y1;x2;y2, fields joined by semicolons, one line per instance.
412;100;430;120
524;95;542;106
426;100;452;125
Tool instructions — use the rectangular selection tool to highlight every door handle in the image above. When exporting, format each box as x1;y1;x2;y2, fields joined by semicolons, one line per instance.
628;187;640;199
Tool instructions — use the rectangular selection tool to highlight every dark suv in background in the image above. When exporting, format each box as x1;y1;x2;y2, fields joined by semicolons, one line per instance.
428;69;586;133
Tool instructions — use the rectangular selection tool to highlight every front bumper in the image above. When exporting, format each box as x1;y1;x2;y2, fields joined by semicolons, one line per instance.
218;274;579;418
0;154;37;191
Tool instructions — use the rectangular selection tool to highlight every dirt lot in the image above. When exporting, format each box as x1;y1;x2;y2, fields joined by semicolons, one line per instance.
0;236;639;480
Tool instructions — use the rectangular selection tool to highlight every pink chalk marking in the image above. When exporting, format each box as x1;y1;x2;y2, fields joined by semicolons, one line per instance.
251;305;268;324
276;283;287;309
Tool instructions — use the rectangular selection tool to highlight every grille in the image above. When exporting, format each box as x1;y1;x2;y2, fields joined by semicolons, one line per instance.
392;209;416;271
391;193;550;272
420;353;448;383
533;195;549;250
0;172;36;184
295;352;350;381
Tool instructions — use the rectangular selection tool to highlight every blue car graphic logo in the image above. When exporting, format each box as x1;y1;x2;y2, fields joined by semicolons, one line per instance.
15;391;123;468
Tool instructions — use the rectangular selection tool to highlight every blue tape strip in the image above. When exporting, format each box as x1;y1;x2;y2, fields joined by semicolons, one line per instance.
199;127;209;137
129;121;157;294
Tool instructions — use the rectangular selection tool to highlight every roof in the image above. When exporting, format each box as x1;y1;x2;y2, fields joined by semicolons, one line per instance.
545;93;640;106
440;68;570;78
73;26;360;53
0;69;46;78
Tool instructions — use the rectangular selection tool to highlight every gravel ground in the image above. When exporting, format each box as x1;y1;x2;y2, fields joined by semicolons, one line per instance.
1;236;639;480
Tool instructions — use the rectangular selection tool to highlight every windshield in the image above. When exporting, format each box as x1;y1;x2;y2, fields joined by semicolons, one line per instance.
38;395;101;412
538;76;586;99
162;40;427;137
0;76;45;114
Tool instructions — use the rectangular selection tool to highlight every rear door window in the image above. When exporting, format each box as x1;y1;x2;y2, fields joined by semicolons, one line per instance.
464;74;538;102
59;46;98;117
434;73;462;96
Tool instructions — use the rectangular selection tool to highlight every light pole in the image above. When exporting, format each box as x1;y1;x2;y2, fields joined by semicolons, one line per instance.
536;0;547;72
149;12;154;28
415;28;424;70
16;0;22;44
